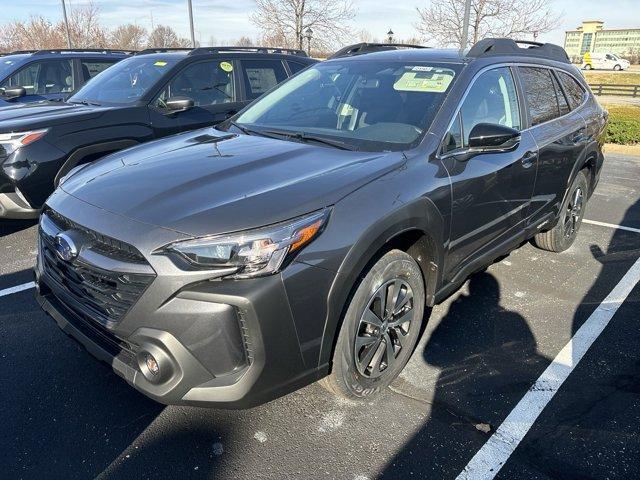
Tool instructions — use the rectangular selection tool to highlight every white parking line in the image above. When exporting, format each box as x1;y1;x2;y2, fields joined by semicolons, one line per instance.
0;282;35;298
457;256;640;480
583;219;640;234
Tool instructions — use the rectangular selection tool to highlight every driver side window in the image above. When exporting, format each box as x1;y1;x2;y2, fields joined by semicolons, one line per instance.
154;60;235;108
443;67;520;153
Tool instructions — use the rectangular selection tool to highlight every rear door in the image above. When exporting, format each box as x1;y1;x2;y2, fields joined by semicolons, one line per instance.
239;57;289;102
441;66;538;280
518;66;587;225
149;57;245;134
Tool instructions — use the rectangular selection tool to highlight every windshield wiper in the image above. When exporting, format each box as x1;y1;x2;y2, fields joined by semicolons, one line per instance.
260;129;357;151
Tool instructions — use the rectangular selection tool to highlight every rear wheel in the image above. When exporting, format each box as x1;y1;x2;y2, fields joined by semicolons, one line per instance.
534;170;588;253
584;64;592;70
613;64;622;71
320;250;425;399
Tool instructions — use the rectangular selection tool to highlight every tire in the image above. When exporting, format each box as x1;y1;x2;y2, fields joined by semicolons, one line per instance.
320;249;425;399
534;170;588;253
584;64;592;70
613;64;621;71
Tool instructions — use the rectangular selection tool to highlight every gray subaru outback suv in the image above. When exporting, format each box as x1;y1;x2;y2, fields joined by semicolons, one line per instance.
35;40;606;408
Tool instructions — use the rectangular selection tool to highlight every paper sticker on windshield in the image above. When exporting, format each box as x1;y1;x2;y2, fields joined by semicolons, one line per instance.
154;61;168;67
220;61;233;72
412;66;433;72
394;70;454;93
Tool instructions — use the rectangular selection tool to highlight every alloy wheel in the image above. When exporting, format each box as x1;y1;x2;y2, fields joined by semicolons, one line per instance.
354;278;415;378
564;186;584;238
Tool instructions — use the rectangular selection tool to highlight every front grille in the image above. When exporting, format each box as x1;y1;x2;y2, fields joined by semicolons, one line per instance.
39;209;155;327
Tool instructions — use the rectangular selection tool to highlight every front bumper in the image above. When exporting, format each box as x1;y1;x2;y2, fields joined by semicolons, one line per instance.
0;191;38;219
34;191;330;408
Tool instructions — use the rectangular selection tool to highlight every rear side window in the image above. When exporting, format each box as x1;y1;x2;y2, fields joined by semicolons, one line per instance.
287;61;308;75
81;60;118;81
557;71;586;109
519;67;560;126
241;59;287;100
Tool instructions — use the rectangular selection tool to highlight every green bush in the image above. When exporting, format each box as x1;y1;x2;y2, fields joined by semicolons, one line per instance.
602;105;640;145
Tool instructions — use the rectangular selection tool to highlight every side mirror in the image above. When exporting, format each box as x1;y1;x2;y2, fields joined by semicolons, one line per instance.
468;123;520;149
1;86;27;101
165;96;194;115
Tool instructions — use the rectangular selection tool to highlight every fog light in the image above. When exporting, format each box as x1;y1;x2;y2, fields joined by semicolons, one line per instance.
144;353;160;376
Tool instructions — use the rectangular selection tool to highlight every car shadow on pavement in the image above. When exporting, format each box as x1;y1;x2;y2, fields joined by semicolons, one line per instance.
0;219;37;237
380;271;552;479
0;271;227;479
382;199;640;479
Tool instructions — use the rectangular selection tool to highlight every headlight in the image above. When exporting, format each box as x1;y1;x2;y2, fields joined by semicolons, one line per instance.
160;209;330;278
0;129;48;157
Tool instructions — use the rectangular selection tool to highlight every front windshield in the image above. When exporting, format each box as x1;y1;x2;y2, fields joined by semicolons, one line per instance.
0;55;28;84
233;60;461;151
68;55;181;105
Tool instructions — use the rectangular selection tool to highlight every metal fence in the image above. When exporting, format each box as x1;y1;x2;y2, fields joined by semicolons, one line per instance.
590;84;640;98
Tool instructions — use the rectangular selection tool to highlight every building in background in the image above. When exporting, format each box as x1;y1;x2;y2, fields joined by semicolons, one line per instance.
564;21;640;62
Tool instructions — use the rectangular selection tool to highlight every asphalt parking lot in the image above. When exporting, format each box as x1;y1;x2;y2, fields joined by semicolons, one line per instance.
1;151;639;480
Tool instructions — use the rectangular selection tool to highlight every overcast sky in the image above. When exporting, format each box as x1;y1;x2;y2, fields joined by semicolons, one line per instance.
2;0;640;47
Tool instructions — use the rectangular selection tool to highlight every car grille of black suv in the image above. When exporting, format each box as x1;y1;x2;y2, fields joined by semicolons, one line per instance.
38;208;156;328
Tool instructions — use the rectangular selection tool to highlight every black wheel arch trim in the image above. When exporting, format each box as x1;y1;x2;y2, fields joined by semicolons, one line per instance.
317;197;446;368
54;139;141;187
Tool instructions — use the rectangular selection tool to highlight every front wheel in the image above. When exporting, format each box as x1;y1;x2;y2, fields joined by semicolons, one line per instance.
613;64;622;71
534;170;588;253
584;64;592;70
320;250;425;399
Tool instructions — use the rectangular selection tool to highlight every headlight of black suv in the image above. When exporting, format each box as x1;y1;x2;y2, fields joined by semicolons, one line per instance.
0;129;48;158
160;209;330;278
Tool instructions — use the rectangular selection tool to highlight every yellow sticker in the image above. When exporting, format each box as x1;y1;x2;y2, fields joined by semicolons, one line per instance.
220;61;233;72
154;61;168;67
393;70;454;93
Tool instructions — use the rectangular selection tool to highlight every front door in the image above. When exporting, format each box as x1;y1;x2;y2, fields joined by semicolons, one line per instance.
440;66;537;281
148;58;246;137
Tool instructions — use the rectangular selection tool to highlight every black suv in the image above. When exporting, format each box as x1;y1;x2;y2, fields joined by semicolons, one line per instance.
0;47;315;219
35;40;606;408
0;49;130;105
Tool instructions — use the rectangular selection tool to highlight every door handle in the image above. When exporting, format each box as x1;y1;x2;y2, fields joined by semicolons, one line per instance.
520;151;537;169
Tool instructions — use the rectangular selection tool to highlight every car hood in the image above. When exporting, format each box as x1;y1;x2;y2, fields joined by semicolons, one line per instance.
60;128;404;237
0;101;106;131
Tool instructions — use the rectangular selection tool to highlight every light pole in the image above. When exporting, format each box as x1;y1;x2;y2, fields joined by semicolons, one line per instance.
187;0;196;48
61;0;72;49
460;0;471;53
387;29;394;43
304;27;313;56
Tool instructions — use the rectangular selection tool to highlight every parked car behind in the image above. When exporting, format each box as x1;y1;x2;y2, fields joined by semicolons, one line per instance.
35;40;606;408
0;47;315;219
0;49;131;104
582;51;630;70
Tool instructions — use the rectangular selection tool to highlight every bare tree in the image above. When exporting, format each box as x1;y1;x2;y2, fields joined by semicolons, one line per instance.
65;1;108;48
147;25;191;48
250;0;355;52
415;0;561;49
110;24;147;50
0;16;65;51
234;36;254;47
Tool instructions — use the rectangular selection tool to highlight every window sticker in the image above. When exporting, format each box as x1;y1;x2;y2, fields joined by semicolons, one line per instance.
154;61;168;67
412;66;433;72
245;68;277;94
394;69;455;93
220;61;233;72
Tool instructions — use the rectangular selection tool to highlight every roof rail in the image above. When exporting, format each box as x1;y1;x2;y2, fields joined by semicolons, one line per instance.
26;48;134;55
136;47;193;56
467;38;570;64
329;43;428;59
9;50;39;55
188;46;308;57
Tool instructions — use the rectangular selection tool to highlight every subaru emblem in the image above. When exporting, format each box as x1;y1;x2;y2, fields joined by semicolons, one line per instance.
54;232;79;262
